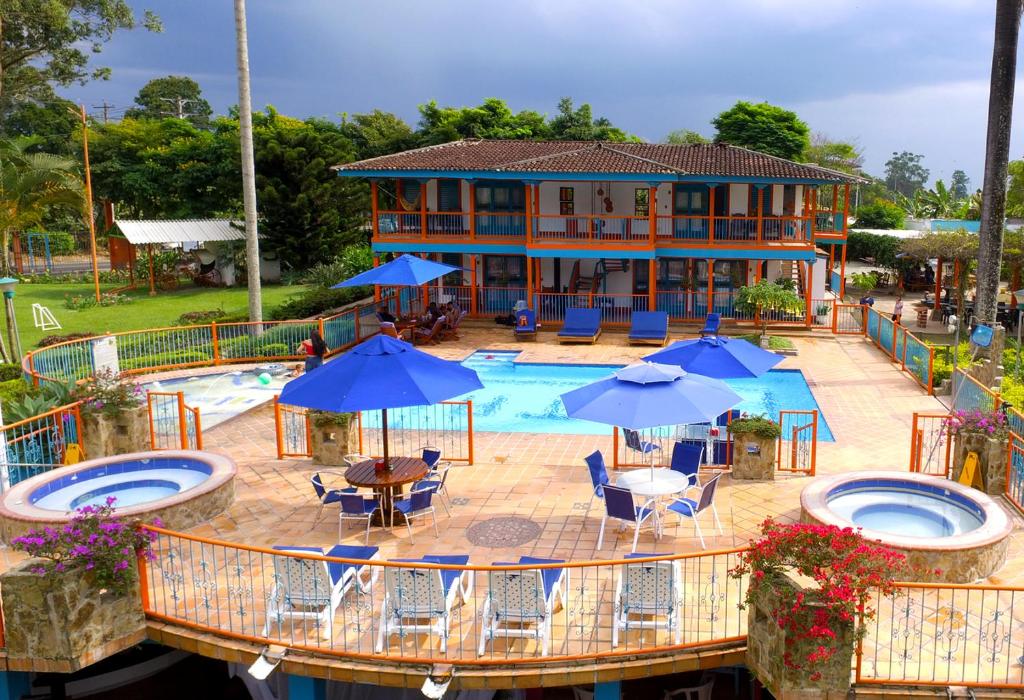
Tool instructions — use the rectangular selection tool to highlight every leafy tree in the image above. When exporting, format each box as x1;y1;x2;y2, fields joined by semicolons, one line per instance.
0;1;161;117
417;98;549;144
665;129;709;145
846;232;902;270
902;229;979;315
950;169;970;200
0;137;84;274
547;97;635;141
803;133;863;174
124;75;212;128
711;101;809;160
884;151;929;198
735;279;805;339
914;179;963;218
1007;160;1024;217
340;110;416;159
0;95;79;154
853;201;905;229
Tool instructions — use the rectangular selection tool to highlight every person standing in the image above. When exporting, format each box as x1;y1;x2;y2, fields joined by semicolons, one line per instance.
892;295;904;325
299;329;328;372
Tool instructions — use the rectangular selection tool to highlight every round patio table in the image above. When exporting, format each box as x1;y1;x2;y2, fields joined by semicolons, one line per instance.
616;469;692;499
346;457;429;526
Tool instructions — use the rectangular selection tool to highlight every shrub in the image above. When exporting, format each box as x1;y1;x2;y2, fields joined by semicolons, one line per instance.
301;244;374;288
176;309;226;326
849;271;878;295
853;201;905;229
943;409;1008;439
268;286;368;321
71;369;145;416
32;231;78;256
728;415;782;440
119;349;212;372
735;280;804;337
63;292;134;310
37;332;94;348
0;363;23;381
0;378;35;405
846;231;903;268
216;336;293;360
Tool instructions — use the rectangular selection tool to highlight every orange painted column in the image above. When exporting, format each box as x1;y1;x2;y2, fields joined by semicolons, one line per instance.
468;182;476;241
842;183;851;236
839;244;847;297
707;186;716;242
525;183;534;245
373;255;381;303
648;185;657;244
419;180;428;241
470;255;478;316
648;258;656;312
707;259;715;318
526;254;534;310
370;181;379;238
755;185;763;242
934;257;944;311
805;259;814;328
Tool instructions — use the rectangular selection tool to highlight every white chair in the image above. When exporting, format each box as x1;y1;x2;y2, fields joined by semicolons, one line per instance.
598;485;659;553
343;453;373;467
612;555;682;648
477;556;567;657
375;555;472;653
665;473;724;549
263;544;379;640
664;677;714;700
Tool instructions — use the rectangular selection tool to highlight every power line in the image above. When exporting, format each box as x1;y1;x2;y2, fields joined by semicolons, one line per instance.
158;96;201;120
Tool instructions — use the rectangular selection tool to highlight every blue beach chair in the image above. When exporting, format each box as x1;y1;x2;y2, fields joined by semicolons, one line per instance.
514;308;538;341
628;311;669;346
699;313;721;337
557;308;601;344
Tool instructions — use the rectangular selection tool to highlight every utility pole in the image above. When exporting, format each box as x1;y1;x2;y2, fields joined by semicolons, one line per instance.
233;0;262;322
158;96;197;120
77;105;101;303
93;102;114;124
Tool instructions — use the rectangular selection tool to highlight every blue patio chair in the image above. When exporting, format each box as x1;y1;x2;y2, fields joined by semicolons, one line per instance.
419;446;443;471
666;473;724;549
557;308;602;344
584;450;610;509
263;544;380;640
376;554;472;654
669;441;704;488
338;493;380;544
392;489;439;543
628;311;669;346
612;554;682;648
412;462;452;515
514;308;538;341
621;428;661;466
479;556;568;656
716;409;741;427
598;485;659;553
310;472;358;526
699;313;721;338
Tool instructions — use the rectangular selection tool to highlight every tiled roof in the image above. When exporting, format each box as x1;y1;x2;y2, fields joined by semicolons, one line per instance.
334;139;860;182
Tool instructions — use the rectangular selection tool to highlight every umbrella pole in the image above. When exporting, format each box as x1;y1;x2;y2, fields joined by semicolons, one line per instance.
381;407;390;470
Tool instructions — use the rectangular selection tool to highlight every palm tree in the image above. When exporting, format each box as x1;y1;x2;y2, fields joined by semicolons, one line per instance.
916;180;963;218
233;0;263;322
976;0;1024;324
0;138;84;274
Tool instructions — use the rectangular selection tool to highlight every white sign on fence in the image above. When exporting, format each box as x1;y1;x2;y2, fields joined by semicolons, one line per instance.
91;335;120;376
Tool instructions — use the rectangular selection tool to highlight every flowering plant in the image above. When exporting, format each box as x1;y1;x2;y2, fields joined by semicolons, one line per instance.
943;409;1008;439
11;498;158;595
72;368;145;416
731;519;906;680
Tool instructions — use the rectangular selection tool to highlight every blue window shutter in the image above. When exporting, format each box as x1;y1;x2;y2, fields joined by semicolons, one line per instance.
438;180;460;211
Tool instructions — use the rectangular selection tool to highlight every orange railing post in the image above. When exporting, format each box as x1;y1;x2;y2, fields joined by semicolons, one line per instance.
71;403;85;459
136;549;151;611
466;399;474;464
193;407;203;451
176;391;188;450
146;393;157;450
211;322;221;365
273;395;284;460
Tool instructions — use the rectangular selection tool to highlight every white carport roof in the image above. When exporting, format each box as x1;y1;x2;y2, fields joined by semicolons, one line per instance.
114;219;244;245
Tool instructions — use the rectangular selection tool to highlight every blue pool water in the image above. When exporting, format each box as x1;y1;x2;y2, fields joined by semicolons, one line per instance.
383;351;834;439
826;479;984;537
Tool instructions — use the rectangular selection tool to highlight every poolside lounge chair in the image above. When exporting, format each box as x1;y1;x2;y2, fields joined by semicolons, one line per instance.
664;678;715;700
598;485;659;553
628;311;669;346
666;473;724;549
611;554;682;648
557;308;601;344
668;442;704;488
478;556;568;656
375;554;472;653
310;472;357;526
441;310;468;340
621;428;661;466
379;321;412;341
699;313;721;338
414;318;446;346
263;544;380;640
514;308;537;341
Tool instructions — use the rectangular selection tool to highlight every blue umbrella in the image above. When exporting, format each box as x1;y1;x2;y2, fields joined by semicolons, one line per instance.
279;335;482;465
332;254;463;288
559;362;741;430
643;336;782;379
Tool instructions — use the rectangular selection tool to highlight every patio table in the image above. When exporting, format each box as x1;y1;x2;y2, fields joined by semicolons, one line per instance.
616;469;693;540
346;456;429;525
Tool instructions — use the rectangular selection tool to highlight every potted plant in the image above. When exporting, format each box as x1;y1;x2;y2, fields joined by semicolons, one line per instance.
728;415;781;480
734;280;805;347
72;369;148;458
732;520;906;697
945;409;1009;494
2;499;156;667
814;303;831;326
850;271;878;307
309;410;357;466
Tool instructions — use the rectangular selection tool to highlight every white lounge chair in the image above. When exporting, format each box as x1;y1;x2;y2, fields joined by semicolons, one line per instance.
477;556;567;656
263;544;379;640
611;554;682;648
375;555;472;653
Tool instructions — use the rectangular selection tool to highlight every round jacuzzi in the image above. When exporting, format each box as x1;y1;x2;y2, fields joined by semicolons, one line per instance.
0;450;235;542
801;471;1012;583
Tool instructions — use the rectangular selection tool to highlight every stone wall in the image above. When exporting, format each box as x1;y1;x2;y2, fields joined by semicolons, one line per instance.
952;433;1008;496
731;435;777;481
80;404;150;459
311;416;356;467
1;559;146;672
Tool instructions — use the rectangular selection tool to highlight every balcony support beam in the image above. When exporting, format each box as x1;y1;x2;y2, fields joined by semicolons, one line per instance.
708;185;716;242
370;180;379;239
840;244;847;298
419;179;429;242
805;258;814;328
842;182;851;237
649;258;656;312
470;254;478;316
707;258;715;320
468;181;476;241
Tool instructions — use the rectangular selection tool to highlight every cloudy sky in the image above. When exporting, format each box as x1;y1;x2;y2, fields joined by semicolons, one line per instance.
62;0;1024;187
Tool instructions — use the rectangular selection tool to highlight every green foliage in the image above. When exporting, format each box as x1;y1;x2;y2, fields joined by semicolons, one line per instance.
216;338;290;360
36;332;95;348
929;341;976;384
547;97;636;141
853;201;905;229
737;333;794;350
884;151;929;198
910;179;964;218
340;110;416;159
803;133;863;174
72;369;144;416
846;232;903;268
711;101;810;160
175;309;225;326
0;377;33;404
63;292;134;310
35;231;78;256
0;363;24;381
118;349;212;372
728;415;782;440
950;169;970;201
301;244;374;288
2;380;75;422
0;97;80;155
735;280;804;336
664;129;709;145
124;75;212;128
849;272;878;295
268;286;368;321
1007;160;1024;218
309;410;354;428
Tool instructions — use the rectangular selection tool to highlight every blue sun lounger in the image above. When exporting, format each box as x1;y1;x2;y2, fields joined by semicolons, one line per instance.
628;311;668;346
557;308;601;344
514;308;537;341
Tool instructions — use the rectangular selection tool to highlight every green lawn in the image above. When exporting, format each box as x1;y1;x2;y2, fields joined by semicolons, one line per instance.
12;282;308;349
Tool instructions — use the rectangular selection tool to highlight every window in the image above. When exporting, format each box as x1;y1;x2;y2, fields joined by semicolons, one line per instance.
476;182;525;212
674;185;706;215
559;187;574;215
634;188;649;217
483;255;526;287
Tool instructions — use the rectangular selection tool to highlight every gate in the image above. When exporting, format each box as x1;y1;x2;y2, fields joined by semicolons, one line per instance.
909;411;951;477
274;396;311;458
1007;431;1024;514
777;409;817;475
147;392;202;450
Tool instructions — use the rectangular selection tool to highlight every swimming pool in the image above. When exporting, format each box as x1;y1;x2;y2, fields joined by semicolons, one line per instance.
375;351;834;439
143;369;291;428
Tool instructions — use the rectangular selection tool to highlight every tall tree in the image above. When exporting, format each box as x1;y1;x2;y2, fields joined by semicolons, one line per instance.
976;0;1023;324
664;129;709;145
124;75;212;128
884;151;929;198
803;133;863;174
340;110;416;159
418;98;549;144
547;97;634;141
711;101;809;160
234;0;262;322
950;169;971;200
0;95;79;154
0;1;160;117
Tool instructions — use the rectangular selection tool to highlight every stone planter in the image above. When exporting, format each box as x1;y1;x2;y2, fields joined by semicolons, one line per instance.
310;415;356;467
731;434;777;480
952;432;1008;496
1;558;146;671
746;571;855;700
80;404;150;459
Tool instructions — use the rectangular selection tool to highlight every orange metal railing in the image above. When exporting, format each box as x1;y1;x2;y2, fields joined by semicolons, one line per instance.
146;391;202;451
908;411;951;477
776;409;817;475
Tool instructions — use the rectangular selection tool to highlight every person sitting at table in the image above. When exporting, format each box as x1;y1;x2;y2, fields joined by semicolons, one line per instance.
377;305;397;324
420;302;441;328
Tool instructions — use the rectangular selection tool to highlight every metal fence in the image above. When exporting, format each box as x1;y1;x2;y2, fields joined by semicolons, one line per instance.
146;391;203;451
1;402;84;470
952;369;1000;414
833;304;865;334
1006;432;1024;514
776;410;817;475
864;308;935;394
274;397;311;459
908;412;951;477
357;401;474;464
141;527;747;664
